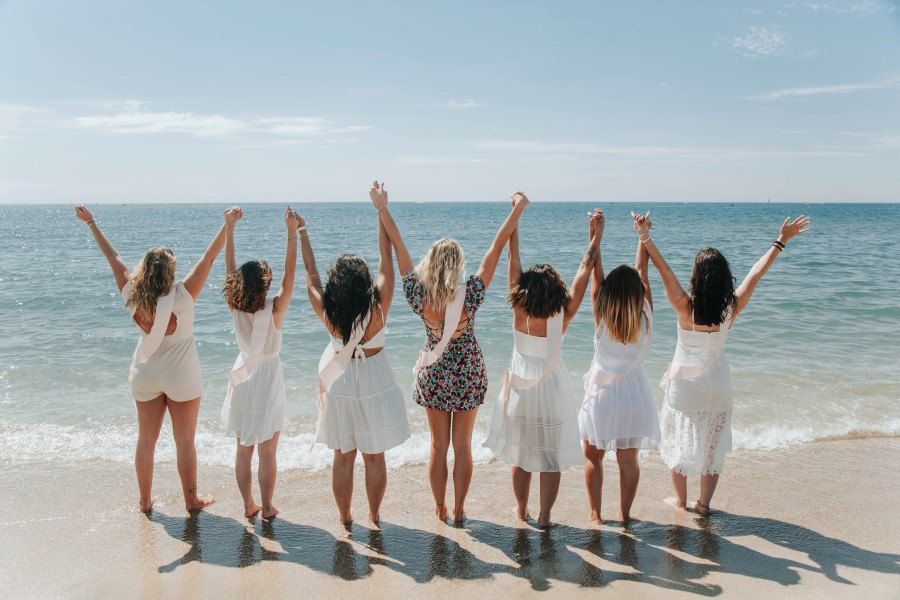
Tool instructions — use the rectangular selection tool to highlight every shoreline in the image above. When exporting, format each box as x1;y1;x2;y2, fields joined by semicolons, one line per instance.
3;437;899;598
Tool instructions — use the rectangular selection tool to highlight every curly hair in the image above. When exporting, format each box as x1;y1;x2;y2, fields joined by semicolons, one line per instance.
508;264;569;319
595;264;647;344
126;247;176;321
690;248;736;327
223;260;273;313
416;238;465;312
324;254;377;344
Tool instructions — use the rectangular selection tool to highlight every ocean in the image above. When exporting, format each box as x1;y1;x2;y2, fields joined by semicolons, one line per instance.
1;202;898;471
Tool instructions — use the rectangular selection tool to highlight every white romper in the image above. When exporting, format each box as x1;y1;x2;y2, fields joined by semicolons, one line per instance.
579;299;661;451
121;281;204;402
221;302;286;446
659;311;735;477
316;321;411;454
484;315;583;472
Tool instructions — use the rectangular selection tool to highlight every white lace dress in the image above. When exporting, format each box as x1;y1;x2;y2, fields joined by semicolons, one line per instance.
659;313;735;477
579;300;660;451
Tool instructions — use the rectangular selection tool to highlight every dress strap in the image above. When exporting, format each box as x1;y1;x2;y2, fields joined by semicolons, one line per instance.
132;288;176;365
525;314;531;335
414;285;465;371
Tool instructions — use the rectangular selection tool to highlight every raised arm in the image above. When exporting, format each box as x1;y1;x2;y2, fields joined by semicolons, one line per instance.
733;215;810;317
74;204;130;292
297;211;326;322
589;210;606;327
183;214;227;300
507;225;522;293
224;206;242;276
476;191;529;289
370;182;414;276
375;210;395;314
633;211;690;321
634;214;652;312
568;209;602;323
273;207;301;326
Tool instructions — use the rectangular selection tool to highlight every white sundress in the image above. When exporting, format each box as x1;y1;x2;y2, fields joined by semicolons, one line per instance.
316;316;411;455
579;299;661;451
484;313;583;473
221;301;286;446
659;310;736;477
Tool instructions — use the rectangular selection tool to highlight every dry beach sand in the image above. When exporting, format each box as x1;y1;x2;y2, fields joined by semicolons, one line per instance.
1;437;898;598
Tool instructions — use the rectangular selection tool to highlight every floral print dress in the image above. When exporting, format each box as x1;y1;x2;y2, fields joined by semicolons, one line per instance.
403;271;488;412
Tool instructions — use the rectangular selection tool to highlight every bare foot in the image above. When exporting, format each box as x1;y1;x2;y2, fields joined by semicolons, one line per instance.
245;503;262;518
369;512;381;527
139;498;154;513
514;506;530;522
616;510;634;523
262;506;279;520
453;510;466;525
663;496;687;510
692;500;711;517
537;512;552;528
186;495;215;512
339;511;353;526
589;510;603;526
435;503;449;521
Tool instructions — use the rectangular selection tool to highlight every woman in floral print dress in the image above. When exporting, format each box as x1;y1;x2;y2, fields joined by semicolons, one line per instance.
373;182;529;523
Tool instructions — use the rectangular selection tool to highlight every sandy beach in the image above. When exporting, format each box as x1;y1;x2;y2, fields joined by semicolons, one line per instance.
2;437;898;598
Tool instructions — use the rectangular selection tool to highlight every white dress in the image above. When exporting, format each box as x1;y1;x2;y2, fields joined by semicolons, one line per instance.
316;327;411;454
659;311;735;477
484;321;583;472
121;281;204;402
221;305;286;446
579;300;660;451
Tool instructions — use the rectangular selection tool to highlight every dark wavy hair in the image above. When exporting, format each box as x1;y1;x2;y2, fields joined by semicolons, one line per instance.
223;260;273;313
690;248;736;327
508;264;569;319
324;254;377;344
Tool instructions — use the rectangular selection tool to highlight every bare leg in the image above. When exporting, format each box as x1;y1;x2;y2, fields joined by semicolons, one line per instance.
332;448;357;524
695;474;720;516
665;469;688;509
583;441;606;524
362;452;387;523
134;395;166;512
511;466;531;521
234;440;261;517
615;448;640;522
538;472;561;527
425;408;451;521
258;432;280;519
450;407;478;524
167;397;215;511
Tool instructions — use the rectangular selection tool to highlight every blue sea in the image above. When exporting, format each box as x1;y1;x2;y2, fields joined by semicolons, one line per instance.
1;202;898;470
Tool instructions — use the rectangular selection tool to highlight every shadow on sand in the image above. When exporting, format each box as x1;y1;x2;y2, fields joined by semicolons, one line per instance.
146;510;900;593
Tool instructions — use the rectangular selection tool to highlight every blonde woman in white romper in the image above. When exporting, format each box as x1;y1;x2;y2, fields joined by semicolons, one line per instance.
221;206;300;519
633;211;810;516
299;188;410;525
75;204;229;513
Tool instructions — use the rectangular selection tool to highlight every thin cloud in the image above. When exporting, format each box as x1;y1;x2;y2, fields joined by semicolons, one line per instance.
432;100;485;109
789;1;890;14
749;74;900;100
722;27;789;57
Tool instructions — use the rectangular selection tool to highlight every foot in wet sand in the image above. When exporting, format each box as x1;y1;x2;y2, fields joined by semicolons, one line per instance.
692;500;711;517
453;510;466;525
537;512;552;528
514;506;530;522
369;511;380;525
262;506;279;520
244;502;262;518
435;503;449;521
589;510;603;526
139;498;154;513
339;511;353;527
664;496;687;510
186;496;215;512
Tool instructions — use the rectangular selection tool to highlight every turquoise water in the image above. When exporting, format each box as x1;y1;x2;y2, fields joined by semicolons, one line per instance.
1;202;898;469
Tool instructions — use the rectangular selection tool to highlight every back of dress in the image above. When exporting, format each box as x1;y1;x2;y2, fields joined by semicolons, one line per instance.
665;314;734;412
592;299;652;377
233;308;281;357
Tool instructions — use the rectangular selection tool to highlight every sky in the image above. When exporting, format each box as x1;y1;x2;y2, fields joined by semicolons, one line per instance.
1;0;899;204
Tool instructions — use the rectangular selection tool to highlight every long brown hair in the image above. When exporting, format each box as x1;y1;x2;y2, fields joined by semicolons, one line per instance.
595;264;647;344
126;247;176;321
223;260;273;313
690;248;736;326
508;264;569;319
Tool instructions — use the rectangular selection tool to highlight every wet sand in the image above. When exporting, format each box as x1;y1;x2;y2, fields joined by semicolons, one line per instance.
2;437;899;598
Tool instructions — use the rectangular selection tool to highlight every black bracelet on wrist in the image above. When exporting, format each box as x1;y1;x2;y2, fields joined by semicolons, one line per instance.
773;240;785;251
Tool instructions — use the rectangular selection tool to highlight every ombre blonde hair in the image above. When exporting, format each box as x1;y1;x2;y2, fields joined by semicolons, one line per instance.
416;238;465;312
595;264;647;344
126;247;176;321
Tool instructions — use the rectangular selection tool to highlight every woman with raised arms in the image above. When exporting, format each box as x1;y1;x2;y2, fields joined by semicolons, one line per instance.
374;183;528;524
635;211;810;516
220;206;300;519
483;207;603;527
299;198;410;525
74;204;227;513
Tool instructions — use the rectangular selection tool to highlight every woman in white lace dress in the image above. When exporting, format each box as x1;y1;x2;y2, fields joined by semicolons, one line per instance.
221;206;300;519
634;211;810;516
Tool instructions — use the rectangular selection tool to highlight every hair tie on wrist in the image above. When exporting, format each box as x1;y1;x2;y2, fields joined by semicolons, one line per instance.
297;225;307;232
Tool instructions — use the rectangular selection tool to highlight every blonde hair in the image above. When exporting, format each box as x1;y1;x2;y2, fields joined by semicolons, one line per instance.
596;264;646;344
127;247;176;321
416;238;465;312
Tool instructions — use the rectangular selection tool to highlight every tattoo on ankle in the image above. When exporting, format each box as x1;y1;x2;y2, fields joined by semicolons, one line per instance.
188;484;197;497
583;245;599;268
